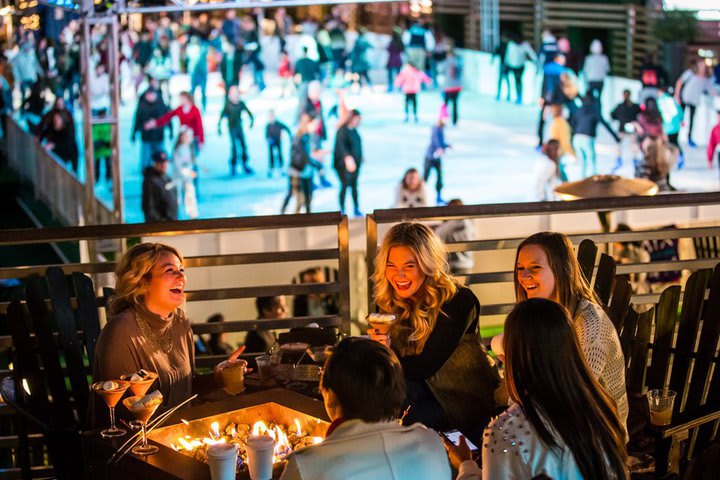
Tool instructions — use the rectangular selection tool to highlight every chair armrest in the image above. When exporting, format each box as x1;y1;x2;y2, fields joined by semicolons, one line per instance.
1;377;49;431
648;404;720;439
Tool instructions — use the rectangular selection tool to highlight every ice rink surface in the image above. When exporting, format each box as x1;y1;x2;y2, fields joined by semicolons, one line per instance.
93;71;719;223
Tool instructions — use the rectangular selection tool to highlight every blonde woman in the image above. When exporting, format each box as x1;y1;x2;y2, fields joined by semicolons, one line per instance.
93;243;240;413
369;222;499;442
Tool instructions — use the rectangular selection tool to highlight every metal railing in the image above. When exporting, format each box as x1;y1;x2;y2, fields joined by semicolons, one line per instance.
366;192;720;317
5;117;114;226
0;211;351;353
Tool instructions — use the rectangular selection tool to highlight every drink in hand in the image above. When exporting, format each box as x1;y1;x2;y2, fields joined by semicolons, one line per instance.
367;313;396;334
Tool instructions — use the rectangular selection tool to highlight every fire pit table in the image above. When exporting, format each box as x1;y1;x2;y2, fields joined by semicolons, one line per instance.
83;388;330;479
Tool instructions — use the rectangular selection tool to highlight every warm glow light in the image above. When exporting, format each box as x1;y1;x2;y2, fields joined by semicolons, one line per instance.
252;420;268;436
294;419;302;436
211;421;220;438
22;379;30;395
181;419;190;425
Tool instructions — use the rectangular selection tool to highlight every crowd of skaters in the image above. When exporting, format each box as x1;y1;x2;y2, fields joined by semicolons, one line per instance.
491;29;720;200
1;13;719;221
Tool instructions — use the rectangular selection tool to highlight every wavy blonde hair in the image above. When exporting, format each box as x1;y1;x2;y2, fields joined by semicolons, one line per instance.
109;242;184;315
373;222;457;356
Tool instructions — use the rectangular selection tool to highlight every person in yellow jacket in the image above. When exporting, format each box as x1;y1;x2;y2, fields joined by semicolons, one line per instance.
548;103;573;181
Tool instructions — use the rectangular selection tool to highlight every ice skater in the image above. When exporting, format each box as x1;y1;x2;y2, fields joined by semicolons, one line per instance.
423;106;451;205
172;125;199;219
394;62;431;123
333;109;363;216
218;85;254;176
265;110;292;177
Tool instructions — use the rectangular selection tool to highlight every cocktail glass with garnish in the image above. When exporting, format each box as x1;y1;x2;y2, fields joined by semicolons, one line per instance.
92;380;130;438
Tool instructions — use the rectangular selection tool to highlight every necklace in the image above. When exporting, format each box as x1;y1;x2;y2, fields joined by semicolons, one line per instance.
135;309;174;354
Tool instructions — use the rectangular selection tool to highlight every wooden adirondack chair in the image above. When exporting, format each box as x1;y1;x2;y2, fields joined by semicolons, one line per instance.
4;268;103;479
622;265;720;478
577;238;598;286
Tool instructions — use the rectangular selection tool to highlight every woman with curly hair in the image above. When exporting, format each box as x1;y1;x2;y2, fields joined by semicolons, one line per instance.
94;243;239;412
369;222;500;441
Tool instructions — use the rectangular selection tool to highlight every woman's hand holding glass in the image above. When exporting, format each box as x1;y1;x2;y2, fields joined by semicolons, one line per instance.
367;328;390;347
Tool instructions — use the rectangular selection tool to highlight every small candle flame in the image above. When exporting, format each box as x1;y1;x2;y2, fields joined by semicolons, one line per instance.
181;419;190;426
294;419;302;436
211;421;221;438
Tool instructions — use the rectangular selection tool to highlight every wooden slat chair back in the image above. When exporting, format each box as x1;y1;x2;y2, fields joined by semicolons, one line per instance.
624;304;658;396
73;272;102;369
628;266;720;478
688;264;720;458
593;253;617;307
6;300;51;480
692;235;720;260
577;238;598;286
24;276;76;428
607;275;632;333
45;267;90;421
10;276;84;479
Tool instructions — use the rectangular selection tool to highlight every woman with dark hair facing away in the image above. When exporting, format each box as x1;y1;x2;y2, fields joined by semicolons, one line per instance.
448;299;628;479
494;232;628;431
281;337;451;479
368;222;500;444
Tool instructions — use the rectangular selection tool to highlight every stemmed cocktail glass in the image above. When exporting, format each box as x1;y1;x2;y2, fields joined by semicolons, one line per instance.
122;395;162;455
92;380;130;438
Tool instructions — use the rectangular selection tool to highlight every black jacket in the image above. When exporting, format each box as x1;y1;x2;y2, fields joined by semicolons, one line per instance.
43;124;78;165
220;51;244;86
132;92;170;143
333;125;362;174
391;286;480;381
265;120;291;144
611;100;641;131
141;167;178;222
294;57;320;83
571;100;620;142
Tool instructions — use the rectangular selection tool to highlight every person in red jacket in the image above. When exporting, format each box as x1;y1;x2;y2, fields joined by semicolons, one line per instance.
145;91;204;148
145;92;205;194
707;111;720;173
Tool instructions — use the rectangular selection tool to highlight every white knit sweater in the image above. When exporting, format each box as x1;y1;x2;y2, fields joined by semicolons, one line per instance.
573;299;629;431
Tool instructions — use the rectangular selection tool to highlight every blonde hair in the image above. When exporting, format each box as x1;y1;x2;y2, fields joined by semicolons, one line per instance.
373;222;457;356
514;232;600;314
109;242;184;315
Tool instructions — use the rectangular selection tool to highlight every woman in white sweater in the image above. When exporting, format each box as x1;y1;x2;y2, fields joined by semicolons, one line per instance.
448;299;628;479
494;232;628;431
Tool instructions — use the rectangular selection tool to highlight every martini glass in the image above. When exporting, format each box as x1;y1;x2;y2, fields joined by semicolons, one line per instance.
367;314;396;335
120;372;158;429
123;395;161;455
92;380;130;438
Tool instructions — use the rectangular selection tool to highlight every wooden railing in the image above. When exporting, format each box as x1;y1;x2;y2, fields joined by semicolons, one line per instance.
366;192;720;317
5;117;114;227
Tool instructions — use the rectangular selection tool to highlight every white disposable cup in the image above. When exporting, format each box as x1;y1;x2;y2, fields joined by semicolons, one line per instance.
245;435;276;480
207;443;239;480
